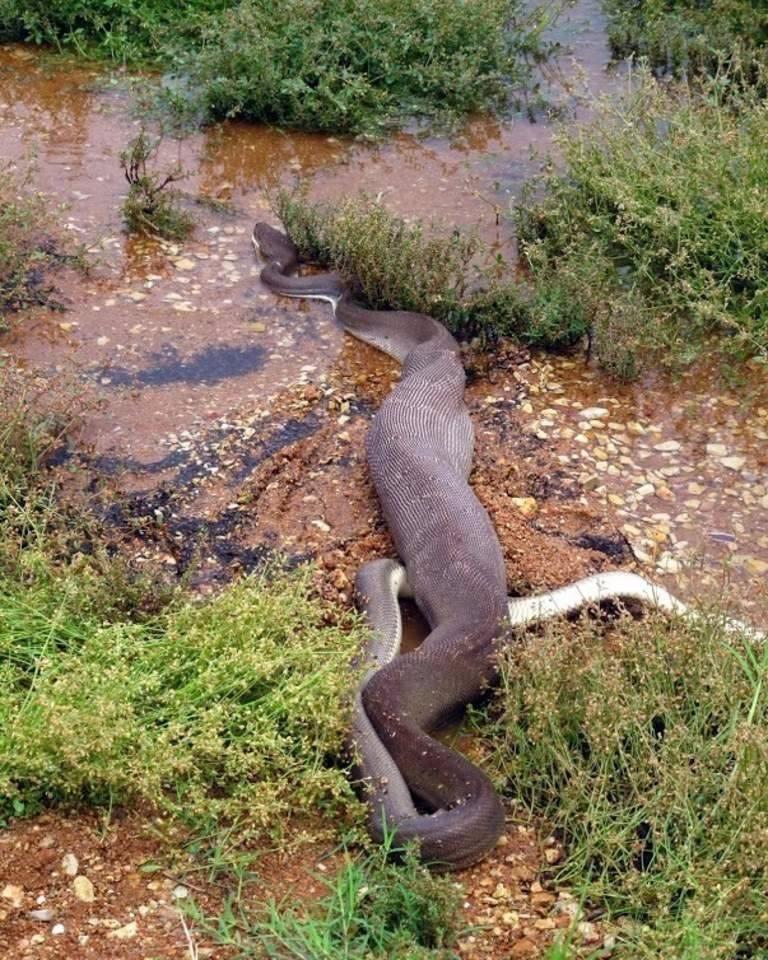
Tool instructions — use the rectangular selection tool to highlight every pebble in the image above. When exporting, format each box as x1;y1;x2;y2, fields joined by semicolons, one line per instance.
62;853;79;877
653;440;681;452
73;875;95;902
28;909;55;922
108;920;138;940
51;924;65;936
2;884;24;908
720;456;746;471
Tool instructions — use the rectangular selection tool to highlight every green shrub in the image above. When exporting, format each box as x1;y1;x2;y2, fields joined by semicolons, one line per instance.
479;608;768;957
603;0;768;79
515;71;768;375
0;0;228;61
0;0;544;134
186;0;540;135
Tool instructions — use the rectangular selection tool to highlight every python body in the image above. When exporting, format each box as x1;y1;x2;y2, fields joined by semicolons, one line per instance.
252;222;761;871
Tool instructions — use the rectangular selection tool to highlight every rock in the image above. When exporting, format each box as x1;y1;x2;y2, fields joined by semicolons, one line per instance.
171;885;189;900
580;407;609;419
510;938;537;956
62;853;79;877
174;258;196;271
706;443;727;457
510;497;538;517
28;909;55;922
73;876;95;903
2;884;24;908
653;440;681;452
51;924;66;936
636;483;655;498
108;921;138;940
720;456;745;471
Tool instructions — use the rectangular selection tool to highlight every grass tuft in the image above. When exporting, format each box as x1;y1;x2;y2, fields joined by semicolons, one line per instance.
478;607;768;958
188;836;463;959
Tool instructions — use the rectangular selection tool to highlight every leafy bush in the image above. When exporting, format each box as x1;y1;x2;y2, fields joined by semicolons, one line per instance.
516;71;768;375
604;0;768;79
479;608;768;957
0;0;228;61
187;0;540;135
0;0;544;134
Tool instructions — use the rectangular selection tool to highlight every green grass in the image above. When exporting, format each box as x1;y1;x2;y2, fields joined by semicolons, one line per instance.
515;70;768;376
477;607;768;958
0;365;366;837
0;165;67;331
603;0;768;80
274;188;528;346
187;837;463;959
0;0;546;135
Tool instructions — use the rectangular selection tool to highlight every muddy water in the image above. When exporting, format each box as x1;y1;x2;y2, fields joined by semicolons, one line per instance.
1;2;766;620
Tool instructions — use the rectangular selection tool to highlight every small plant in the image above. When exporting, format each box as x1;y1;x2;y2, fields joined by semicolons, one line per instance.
477;603;768;958
187;835;463;959
120;128;194;240
0;164;67;329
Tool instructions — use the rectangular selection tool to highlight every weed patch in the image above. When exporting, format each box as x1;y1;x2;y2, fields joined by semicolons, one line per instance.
0;0;545;135
478;609;768;957
188;839;462;959
603;0;768;80
516;72;768;376
0;165;69;329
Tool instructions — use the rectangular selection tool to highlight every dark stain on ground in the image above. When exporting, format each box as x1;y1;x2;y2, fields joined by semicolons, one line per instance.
572;531;633;561
92;410;324;576
95;342;267;387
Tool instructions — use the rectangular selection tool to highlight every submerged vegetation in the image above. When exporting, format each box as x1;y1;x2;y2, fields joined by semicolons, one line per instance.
120;128;195;239
0;165;67;329
0;0;544;135
480;608;768;958
604;0;768;79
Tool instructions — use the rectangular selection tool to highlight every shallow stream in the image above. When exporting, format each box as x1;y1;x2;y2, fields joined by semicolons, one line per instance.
1;0;765;619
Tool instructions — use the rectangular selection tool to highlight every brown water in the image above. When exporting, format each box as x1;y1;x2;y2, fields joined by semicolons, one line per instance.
1;4;766;617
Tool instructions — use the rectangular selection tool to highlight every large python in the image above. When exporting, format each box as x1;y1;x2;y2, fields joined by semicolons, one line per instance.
252;222;762;871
